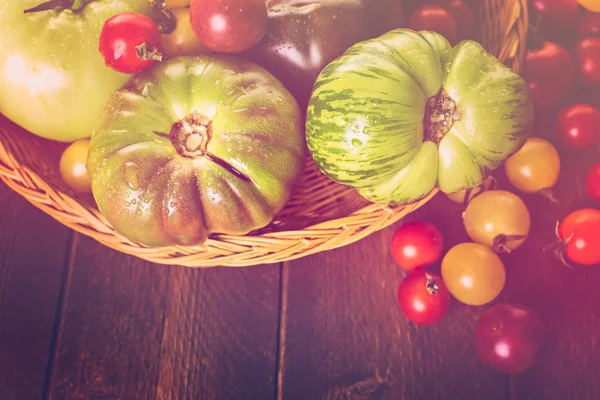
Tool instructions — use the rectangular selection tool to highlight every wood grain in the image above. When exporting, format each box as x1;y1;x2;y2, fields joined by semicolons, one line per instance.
46;235;169;400
0;182;70;400
155;264;281;400
279;194;510;400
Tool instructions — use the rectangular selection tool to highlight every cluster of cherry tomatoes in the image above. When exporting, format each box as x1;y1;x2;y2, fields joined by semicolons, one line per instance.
98;0;268;75
393;0;600;375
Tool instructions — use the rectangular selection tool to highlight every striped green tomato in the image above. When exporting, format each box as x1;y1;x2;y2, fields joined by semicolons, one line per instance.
87;55;306;247
306;29;533;205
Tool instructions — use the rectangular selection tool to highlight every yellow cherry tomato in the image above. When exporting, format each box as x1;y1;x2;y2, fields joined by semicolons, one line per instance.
441;242;506;306
504;137;560;195
462;190;531;253
162;7;209;57
578;0;600;12
148;0;191;9
60;139;92;193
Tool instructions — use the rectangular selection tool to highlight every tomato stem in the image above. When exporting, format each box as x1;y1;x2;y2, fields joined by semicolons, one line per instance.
424;89;458;144
148;0;177;35
425;273;440;296
136;43;163;62
492;234;527;253
168;112;212;159
542;221;573;268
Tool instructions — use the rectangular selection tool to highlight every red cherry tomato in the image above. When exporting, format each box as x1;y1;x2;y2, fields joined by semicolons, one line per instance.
390;221;444;270
99;12;163;74
574;37;600;86
522;42;574;109
556;104;600;149
407;5;457;45
577;11;600;37
558;208;600;265
531;0;580;37
586;163;600;204
397;270;450;325
475;303;544;374
189;0;268;53
430;0;476;41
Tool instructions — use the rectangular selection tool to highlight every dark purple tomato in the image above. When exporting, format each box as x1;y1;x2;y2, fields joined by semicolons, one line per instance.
475;303;544;374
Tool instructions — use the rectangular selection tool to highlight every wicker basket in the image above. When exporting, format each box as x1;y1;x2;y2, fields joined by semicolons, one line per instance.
0;0;529;267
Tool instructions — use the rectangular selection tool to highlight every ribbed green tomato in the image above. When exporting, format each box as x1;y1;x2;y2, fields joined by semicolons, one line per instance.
87;55;306;246
0;0;155;142
306;29;533;205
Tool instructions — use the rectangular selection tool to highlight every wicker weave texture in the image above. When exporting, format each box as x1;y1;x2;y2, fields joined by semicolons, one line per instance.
0;0;528;267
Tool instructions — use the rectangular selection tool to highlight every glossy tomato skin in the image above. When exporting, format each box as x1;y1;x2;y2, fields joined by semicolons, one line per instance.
558;209;600;265
0;0;154;142
60;139;92;194
556;104;600;149
504;137;560;194
189;0;268;53
408;5;457;45
390;221;444;270
578;0;600;12
99;12;163;74
574;37;600;86
522;42;574;109
577;11;600;37
531;0;580;38
397;270;450;325
87;56;306;247
585;163;600;204
441;243;506;306
241;0;405;109
475;303;544;374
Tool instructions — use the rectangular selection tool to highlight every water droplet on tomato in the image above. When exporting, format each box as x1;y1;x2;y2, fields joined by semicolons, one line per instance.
136;210;143;216
267;89;273;93
352;138;362;147
124;162;139;191
131;199;137;205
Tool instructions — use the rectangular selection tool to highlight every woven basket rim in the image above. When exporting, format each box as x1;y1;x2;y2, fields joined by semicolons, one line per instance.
0;0;529;267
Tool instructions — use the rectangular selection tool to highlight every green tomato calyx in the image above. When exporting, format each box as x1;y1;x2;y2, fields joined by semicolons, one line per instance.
167;112;212;159
424;88;459;145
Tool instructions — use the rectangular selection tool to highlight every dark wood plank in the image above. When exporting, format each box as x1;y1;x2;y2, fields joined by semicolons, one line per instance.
155;264;281;400
0;182;71;400
280;194;510;400
47;235;170;400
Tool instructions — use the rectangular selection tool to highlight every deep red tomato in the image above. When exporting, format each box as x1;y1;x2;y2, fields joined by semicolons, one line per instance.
573;37;600;86
522;42;574;109
99;12;163;74
390;221;444;270
531;0;580;38
558;208;600;265
430;0;476;41
189;0;268;53
577;11;600;37
407;5;457;45
556;104;600;149
475;303;544;374
585;163;600;204
397;270;450;325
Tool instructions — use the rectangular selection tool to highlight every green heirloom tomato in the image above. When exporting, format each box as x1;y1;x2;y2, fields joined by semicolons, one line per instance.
87;55;306;247
306;29;534;205
0;0;154;142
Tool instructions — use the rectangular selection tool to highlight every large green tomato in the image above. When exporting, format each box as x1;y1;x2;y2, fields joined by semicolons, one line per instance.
87;55;306;247
306;29;534;205
0;0;153;142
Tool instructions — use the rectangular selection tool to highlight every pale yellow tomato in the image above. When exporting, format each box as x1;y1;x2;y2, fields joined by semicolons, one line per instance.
441;242;506;306
148;0;191;9
60;139;92;193
463;190;531;253
161;7;209;57
504;137;560;195
578;0;600;12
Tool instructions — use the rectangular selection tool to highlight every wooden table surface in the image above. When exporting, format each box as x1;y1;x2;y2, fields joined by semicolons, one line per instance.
1;118;599;400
